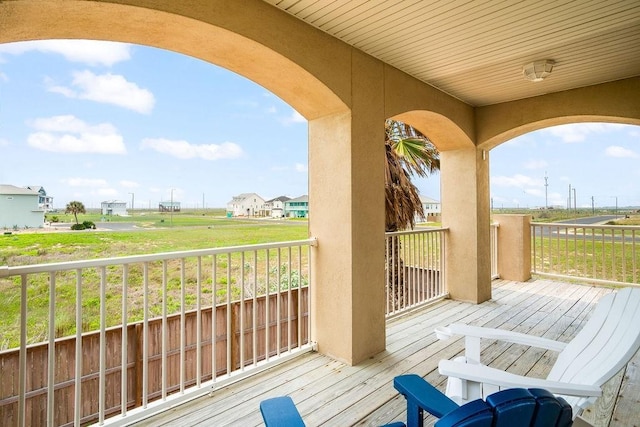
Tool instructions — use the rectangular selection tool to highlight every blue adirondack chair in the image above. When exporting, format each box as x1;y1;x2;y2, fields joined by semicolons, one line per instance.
259;396;406;427
394;374;573;427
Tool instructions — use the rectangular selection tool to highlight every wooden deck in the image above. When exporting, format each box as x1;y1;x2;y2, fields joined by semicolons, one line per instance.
134;279;640;427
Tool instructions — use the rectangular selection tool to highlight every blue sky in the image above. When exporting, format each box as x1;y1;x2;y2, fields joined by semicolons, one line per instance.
0;40;638;210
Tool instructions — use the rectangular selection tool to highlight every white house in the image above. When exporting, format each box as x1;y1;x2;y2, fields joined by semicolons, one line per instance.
25;186;54;212
226;193;266;217
0;185;45;229
101;200;128;216
419;194;441;222
265;196;290;218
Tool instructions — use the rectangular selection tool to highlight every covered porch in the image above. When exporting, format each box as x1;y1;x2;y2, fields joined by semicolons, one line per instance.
2;1;640;426
135;279;639;427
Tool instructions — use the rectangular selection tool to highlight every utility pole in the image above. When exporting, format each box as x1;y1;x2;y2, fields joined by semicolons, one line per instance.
544;172;549;209
568;184;572;210
573;188;576;212
591;196;595;215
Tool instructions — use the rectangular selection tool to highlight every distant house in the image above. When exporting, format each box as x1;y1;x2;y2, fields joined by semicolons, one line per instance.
419;195;441;222
0;185;45;229
101;200;128;216
265;196;290;218
284;195;309;218
226;193;266;217
159;201;181;212
25;186;54;212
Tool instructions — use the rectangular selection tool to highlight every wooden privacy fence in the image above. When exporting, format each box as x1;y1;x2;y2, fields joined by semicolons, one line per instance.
0;288;309;426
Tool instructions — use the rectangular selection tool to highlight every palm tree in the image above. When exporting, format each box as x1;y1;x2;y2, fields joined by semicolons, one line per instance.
65;201;86;225
384;119;440;309
385;119;440;232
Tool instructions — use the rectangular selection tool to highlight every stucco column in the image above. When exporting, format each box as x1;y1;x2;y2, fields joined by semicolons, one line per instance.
493;214;532;282
308;51;386;365
441;148;492;303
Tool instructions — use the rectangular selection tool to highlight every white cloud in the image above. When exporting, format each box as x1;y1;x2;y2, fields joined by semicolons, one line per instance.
280;110;306;126
523;159;548;170
0;72;8;82
294;163;308;172
120;180;140;188
491;174;541;188
543;123;626;143
96;188;118;197
61;178;109;188
141;138;244;160
605;145;638;158
27;115;127;154
0;138;9;147
0;40;131;67
47;70;155;114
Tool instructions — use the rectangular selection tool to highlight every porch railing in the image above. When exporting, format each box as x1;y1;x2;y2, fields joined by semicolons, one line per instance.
490;223;499;279
384;228;448;317
531;222;640;286
0;239;316;427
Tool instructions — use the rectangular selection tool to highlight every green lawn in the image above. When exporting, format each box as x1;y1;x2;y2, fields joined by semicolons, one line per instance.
3;214;308;265
0;215;309;349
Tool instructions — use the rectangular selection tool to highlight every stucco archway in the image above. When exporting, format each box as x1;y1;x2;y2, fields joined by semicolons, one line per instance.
477;78;640;150
391;110;474;152
0;0;349;120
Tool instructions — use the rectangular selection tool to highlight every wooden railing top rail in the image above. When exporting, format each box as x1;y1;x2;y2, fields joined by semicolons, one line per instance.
385;227;448;237
531;222;640;230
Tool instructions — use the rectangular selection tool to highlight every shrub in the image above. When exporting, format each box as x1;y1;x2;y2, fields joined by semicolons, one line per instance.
82;221;96;229
71;223;86;230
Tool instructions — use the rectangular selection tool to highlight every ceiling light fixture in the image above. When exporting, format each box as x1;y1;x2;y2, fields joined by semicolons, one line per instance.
523;60;555;82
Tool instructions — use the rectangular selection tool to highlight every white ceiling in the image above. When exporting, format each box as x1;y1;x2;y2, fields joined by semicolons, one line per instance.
263;0;640;107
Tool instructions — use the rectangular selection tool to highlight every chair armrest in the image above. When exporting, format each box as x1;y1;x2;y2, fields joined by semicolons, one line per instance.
438;360;602;398
260;396;306;427
435;324;567;352
394;375;460;418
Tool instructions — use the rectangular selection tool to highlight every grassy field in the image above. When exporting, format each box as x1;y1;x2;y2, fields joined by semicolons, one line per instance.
3;211;308;265
1;212;309;349
2;209;638;349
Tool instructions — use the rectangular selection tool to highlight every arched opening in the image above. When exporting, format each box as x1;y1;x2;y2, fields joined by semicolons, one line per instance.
0;40;310;214
490;122;640;213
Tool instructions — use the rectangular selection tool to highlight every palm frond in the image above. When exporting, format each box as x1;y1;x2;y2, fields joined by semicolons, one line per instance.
384;119;440;231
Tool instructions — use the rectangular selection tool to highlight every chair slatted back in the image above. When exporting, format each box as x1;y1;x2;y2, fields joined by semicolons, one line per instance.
434;388;572;427
548;288;640;388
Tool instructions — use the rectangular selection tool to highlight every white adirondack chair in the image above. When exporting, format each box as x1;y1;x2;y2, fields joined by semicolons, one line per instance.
435;287;640;416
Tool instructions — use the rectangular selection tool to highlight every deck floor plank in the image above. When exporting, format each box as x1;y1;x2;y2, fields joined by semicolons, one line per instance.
131;280;638;427
607;348;640;427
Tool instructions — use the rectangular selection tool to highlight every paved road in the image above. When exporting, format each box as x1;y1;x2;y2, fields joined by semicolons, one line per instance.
96;222;140;231
534;215;635;243
48;222;141;231
555;215;619;225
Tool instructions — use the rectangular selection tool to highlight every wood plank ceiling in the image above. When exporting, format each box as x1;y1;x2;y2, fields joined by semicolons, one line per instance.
263;0;640;106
